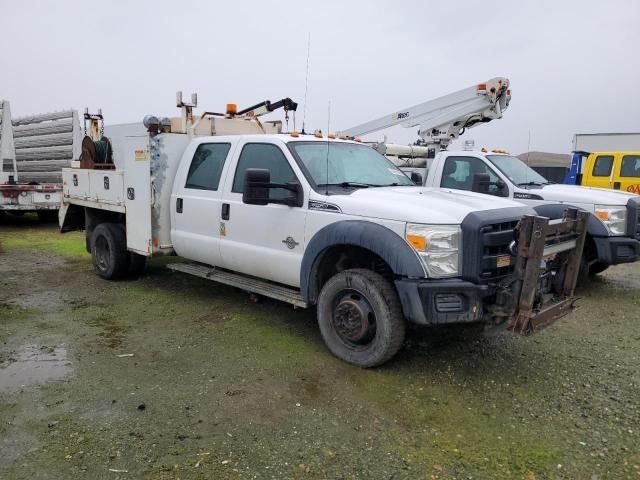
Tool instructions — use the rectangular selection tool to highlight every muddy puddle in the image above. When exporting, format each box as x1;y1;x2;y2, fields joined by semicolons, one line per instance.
0;345;72;393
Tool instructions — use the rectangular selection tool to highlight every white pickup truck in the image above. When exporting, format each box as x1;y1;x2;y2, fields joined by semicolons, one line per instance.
389;147;640;281
59;99;588;367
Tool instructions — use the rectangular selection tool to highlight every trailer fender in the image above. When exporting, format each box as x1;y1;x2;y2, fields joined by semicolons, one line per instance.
300;220;425;303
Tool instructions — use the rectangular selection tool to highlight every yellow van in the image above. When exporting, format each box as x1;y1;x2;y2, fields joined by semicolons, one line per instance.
576;152;640;194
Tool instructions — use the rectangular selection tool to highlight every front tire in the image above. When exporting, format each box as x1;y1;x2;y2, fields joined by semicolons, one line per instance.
317;269;405;368
91;223;129;280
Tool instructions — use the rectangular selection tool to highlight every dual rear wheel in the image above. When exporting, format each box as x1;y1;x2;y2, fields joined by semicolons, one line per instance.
91;223;146;280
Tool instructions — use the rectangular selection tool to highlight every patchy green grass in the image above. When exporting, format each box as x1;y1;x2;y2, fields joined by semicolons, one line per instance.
0;215;87;257
1;218;639;479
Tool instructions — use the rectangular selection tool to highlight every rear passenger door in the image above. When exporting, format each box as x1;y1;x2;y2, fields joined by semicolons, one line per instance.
617;154;640;193
172;141;233;266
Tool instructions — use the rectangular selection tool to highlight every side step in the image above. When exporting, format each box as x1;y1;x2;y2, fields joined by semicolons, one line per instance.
167;263;308;308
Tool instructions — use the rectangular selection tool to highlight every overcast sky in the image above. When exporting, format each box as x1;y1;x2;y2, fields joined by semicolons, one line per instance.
1;0;638;154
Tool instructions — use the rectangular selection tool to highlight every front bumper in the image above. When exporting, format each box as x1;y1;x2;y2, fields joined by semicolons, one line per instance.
395;278;491;325
593;236;640;266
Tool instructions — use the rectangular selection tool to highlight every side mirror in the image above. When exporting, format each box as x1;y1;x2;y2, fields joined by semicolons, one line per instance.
242;168;304;207
472;173;508;197
471;173;491;194
243;168;270;205
410;171;423;185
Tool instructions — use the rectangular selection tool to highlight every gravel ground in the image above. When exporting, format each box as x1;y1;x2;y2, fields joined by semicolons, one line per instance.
1;215;639;479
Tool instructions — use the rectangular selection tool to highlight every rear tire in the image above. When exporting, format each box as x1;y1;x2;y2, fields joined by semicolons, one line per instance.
90;223;129;280
317;268;405;368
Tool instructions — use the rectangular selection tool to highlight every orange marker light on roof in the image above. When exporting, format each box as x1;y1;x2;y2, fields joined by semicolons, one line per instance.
290;131;300;138
328;133;336;139
476;83;487;92
339;135;348;140
314;131;323;138
354;137;362;143
226;103;237;115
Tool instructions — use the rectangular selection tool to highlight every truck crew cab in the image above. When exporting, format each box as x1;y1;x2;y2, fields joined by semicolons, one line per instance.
60;94;587;367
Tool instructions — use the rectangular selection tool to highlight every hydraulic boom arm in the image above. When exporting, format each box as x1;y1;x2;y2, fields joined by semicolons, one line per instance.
339;77;511;150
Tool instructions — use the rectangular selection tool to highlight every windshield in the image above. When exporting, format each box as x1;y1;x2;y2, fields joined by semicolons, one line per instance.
486;155;549;186
289;142;414;188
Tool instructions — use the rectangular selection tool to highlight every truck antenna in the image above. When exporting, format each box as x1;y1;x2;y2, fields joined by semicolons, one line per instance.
302;34;311;134
326;100;331;196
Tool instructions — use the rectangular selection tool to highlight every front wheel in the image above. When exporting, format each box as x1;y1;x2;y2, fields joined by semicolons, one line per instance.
317;269;406;367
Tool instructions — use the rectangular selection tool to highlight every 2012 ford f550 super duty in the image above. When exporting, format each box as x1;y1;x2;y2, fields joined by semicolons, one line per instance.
59;96;588;367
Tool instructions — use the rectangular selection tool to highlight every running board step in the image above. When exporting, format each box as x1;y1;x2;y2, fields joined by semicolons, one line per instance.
167;263;308;308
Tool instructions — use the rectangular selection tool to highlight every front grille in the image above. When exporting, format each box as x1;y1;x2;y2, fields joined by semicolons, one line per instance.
479;220;518;281
627;198;640;241
461;206;528;285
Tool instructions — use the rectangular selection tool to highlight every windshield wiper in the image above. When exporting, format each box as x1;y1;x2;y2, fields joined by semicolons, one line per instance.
517;181;544;186
317;182;375;188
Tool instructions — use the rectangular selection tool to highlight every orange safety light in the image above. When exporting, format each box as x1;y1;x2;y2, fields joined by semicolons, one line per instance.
339;135;349;140
226;103;237;115
476;83;487;92
314;131;323;138
290;131;300;138
354;136;362;143
328;133;336;139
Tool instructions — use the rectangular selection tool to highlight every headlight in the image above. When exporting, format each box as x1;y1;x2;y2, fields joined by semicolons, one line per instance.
405;224;461;278
594;205;627;235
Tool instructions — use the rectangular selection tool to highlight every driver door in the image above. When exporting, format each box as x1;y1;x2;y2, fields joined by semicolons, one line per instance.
218;140;308;287
440;155;506;196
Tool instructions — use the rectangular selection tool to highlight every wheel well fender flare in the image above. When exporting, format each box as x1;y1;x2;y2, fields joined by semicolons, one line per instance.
300;220;425;303
532;203;608;237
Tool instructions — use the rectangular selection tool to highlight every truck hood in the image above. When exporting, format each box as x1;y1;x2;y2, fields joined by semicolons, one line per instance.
316;186;529;224
535;184;635;206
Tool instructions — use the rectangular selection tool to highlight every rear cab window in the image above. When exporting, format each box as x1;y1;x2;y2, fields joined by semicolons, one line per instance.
232;143;299;200
592;155;614;177
185;143;231;190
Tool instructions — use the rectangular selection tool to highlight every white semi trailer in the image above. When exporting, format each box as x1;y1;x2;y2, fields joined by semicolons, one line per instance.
0;99;81;218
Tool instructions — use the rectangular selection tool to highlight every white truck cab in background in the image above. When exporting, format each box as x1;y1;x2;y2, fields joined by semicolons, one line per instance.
405;148;640;279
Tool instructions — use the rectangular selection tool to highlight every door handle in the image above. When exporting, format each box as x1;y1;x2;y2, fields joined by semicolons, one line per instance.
613;181;621;190
176;198;183;213
221;203;230;220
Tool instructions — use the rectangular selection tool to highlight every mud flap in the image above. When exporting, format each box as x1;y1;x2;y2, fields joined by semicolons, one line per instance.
499;208;589;335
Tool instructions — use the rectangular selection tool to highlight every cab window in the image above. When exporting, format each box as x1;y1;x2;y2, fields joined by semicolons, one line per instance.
592;155;613;177
232;143;298;200
440;156;500;193
185;143;231;190
620;155;640;177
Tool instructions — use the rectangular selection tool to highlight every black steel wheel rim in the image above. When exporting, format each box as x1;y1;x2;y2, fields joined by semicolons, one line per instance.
94;236;110;272
331;289;377;350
